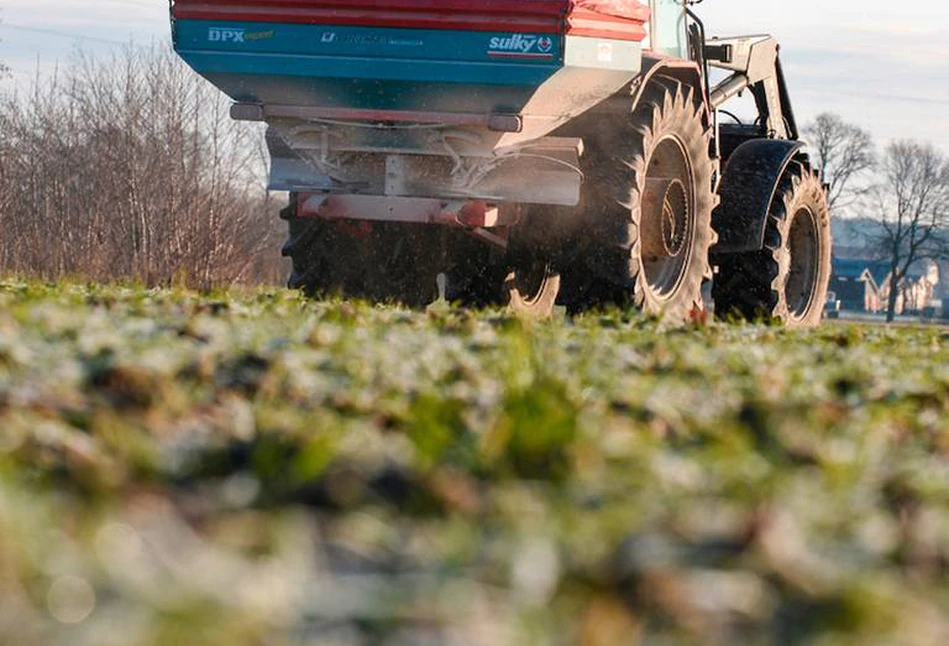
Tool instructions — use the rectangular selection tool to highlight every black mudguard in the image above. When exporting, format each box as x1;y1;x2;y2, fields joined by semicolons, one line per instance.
712;138;806;254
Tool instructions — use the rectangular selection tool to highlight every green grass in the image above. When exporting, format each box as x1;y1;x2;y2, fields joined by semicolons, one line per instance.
1;280;948;646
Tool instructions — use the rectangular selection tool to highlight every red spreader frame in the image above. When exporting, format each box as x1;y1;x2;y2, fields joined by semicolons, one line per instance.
171;0;649;42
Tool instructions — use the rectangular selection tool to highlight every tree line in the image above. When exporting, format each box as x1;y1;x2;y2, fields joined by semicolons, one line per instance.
0;47;286;289
805;114;949;322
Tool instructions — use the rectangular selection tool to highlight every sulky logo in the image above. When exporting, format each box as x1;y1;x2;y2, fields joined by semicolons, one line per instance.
208;28;245;43
488;34;554;58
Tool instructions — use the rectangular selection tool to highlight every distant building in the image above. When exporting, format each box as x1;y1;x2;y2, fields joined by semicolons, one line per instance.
935;260;949;316
877;260;940;316
830;250;942;316
829;224;948;316
830;259;879;312
829;256;890;313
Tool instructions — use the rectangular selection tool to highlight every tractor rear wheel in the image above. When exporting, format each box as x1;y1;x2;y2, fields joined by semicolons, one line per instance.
282;195;441;305
282;195;358;297
501;209;563;318
569;77;716;322
504;262;561;318
712;164;832;327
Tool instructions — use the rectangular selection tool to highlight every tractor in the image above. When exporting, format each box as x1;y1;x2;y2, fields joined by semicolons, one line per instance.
171;0;832;326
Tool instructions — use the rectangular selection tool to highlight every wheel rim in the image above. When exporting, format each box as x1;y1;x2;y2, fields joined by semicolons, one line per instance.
640;136;695;300
511;261;552;307
785;206;820;321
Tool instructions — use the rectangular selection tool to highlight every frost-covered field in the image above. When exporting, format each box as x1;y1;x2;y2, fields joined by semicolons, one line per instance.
1;281;948;646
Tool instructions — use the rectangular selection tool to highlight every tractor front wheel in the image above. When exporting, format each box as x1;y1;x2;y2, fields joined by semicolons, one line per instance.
713;164;832;327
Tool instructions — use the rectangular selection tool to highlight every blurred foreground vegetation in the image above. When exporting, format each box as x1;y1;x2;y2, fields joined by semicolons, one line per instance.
1;280;947;646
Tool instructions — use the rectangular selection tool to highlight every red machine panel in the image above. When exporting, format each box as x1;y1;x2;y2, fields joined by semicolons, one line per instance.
172;0;649;41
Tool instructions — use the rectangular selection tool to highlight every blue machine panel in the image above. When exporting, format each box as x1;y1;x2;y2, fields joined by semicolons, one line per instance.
174;20;566;113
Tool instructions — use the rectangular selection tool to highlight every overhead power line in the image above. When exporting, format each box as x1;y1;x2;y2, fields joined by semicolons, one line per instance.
801;86;949;108
837;90;949;108
0;23;131;47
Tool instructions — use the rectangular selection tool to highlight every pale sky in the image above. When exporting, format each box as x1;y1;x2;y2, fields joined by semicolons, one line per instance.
1;0;948;152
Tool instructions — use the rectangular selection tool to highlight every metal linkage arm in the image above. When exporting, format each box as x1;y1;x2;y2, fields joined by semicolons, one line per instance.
705;35;798;141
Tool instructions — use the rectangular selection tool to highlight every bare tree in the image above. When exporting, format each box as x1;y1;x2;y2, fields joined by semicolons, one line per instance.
0;19;8;79
866;141;949;322
0;46;286;287
804;113;876;213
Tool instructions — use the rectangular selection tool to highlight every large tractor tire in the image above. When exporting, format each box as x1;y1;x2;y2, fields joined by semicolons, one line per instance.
569;77;716;322
504;263;561;319
712;164;832;328
362;224;442;307
282;195;440;306
502;209;563;319
282;195;354;297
